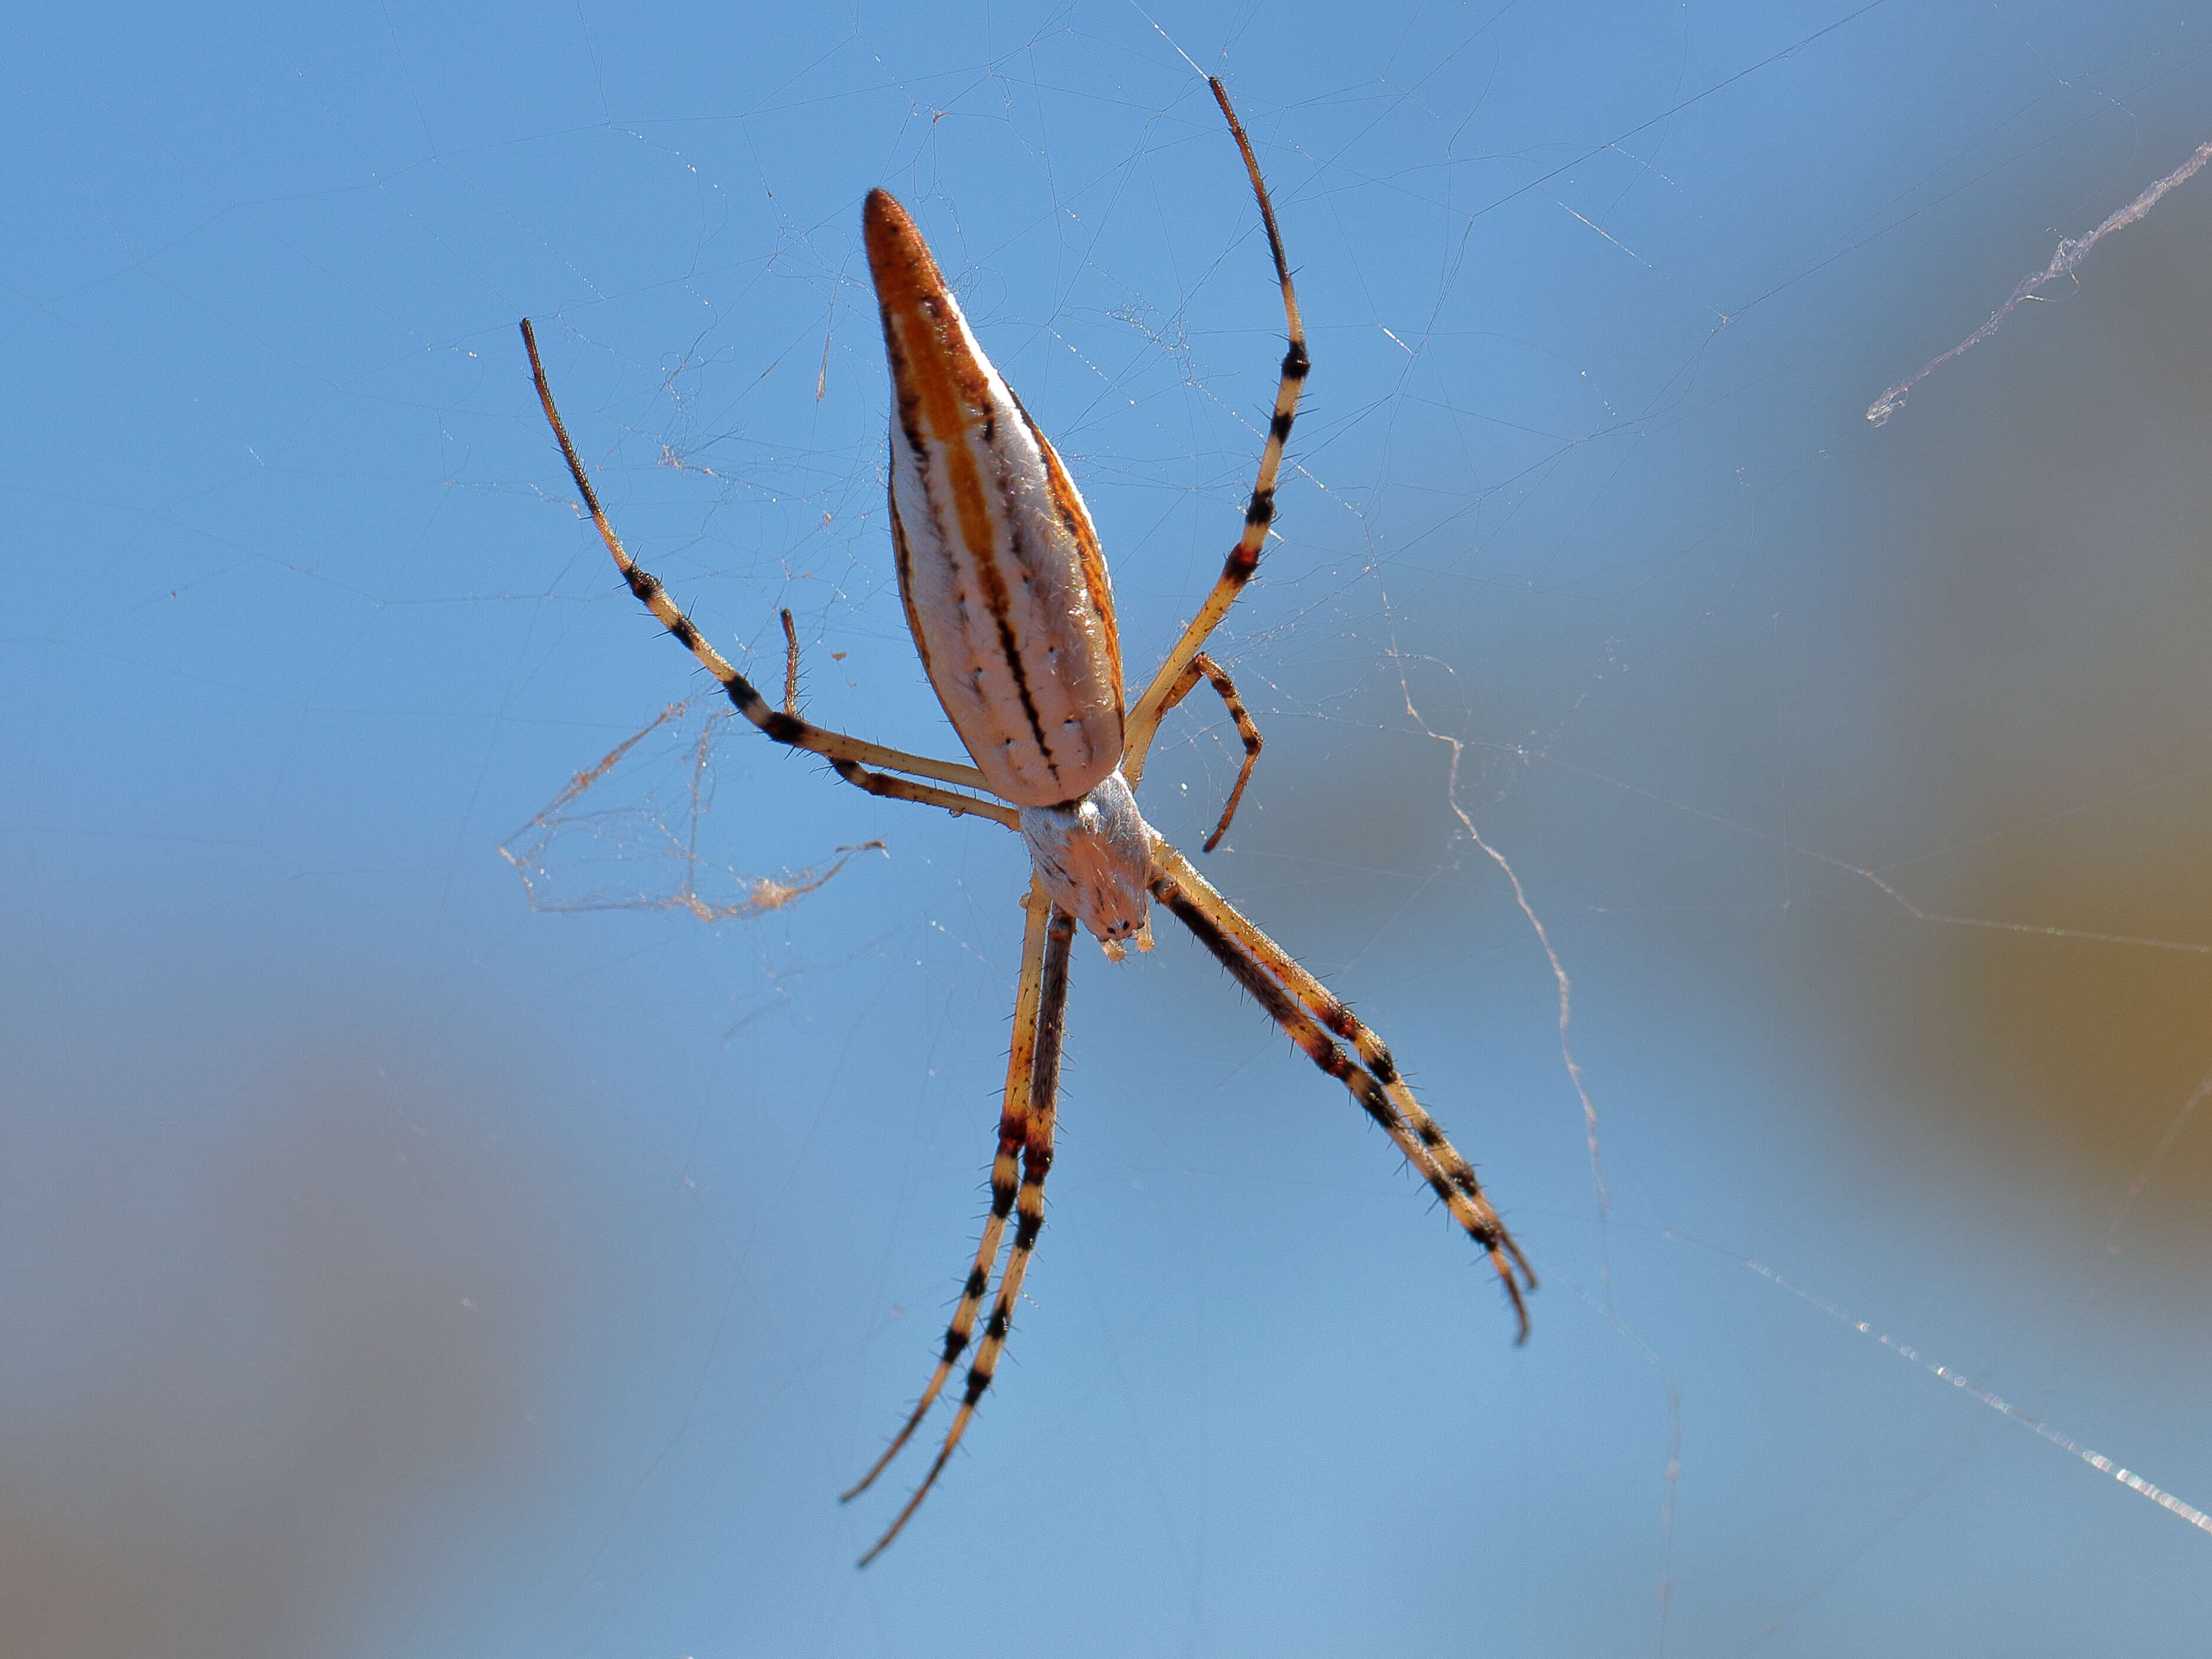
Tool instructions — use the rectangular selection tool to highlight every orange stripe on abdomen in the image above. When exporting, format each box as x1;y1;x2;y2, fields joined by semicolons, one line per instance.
866;188;1124;807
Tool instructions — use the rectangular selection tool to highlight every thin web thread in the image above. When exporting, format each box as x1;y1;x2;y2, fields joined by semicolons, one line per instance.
1671;1231;2212;1538
1534;746;2212;959
1868;137;2212;425
1582;1292;1683;1658
1391;663;1611;1232
2105;1062;2212;1253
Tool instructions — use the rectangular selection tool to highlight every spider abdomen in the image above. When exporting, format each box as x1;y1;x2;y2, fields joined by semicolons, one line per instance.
866;188;1125;808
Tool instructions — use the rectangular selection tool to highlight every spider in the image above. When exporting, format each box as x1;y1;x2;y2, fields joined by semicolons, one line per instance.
520;79;1533;1566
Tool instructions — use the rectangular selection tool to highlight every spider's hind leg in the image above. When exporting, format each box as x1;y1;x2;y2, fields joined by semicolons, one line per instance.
519;320;1014;828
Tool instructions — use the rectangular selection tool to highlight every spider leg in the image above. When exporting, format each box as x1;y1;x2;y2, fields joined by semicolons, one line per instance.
1124;80;1307;782
521;320;1014;829
828;765;1017;824
857;902;1076;1567
1152;651;1266;853
1151;837;1536;1300
1149;844;1533;1339
841;879;1052;1506
779;607;801;717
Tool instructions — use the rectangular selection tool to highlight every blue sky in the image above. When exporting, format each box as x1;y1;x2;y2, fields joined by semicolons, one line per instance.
7;2;2211;1653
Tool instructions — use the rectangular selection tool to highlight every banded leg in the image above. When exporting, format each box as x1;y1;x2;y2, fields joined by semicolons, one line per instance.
1153;650;1265;852
1152;838;1535;1300
1124;79;1309;778
521;320;1014;830
841;879;1053;1505
1150;853;1533;1339
857;903;1076;1566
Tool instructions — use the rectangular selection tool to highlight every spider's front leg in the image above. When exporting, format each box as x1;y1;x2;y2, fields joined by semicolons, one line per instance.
840;879;1053;1510
845;885;1076;1567
1148;842;1534;1337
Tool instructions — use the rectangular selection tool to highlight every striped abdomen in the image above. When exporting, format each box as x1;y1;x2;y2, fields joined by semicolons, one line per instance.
864;188;1124;809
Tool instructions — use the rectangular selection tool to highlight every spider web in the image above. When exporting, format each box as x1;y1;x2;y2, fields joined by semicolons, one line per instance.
495;697;887;923
9;2;2212;1655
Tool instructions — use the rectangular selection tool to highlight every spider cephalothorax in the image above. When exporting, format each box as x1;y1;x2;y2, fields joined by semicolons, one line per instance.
1016;773;1154;953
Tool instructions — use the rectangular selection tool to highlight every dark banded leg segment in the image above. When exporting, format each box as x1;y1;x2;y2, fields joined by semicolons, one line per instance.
1125;79;1309;777
521;320;1014;829
1152;838;1536;1306
856;904;1076;1567
1153;650;1265;852
1150;858;1533;1340
841;879;1052;1507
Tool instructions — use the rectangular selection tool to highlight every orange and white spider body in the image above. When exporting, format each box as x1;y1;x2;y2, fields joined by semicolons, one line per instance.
864;188;1156;954
520;80;1531;1568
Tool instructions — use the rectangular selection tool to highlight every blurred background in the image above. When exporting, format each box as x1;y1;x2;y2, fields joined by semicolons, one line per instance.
7;1;2211;1652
